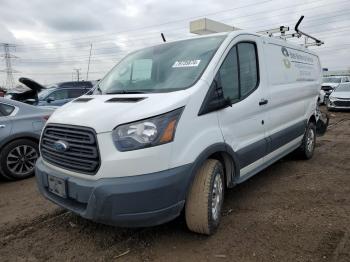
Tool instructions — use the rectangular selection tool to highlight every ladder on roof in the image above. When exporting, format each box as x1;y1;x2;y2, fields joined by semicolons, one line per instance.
257;16;324;48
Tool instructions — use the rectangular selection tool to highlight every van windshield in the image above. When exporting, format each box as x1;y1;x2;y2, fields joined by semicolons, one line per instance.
97;36;226;94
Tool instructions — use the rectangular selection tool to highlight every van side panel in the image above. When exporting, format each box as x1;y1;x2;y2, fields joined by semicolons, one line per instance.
263;42;321;147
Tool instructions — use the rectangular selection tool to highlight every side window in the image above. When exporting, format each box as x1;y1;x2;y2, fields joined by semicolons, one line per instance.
218;46;239;100
237;43;258;97
0;103;15;116
218;42;259;102
68;89;87;98
49;89;69;100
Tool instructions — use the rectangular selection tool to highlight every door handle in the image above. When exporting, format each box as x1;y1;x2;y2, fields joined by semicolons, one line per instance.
0;125;5;128
259;99;268;106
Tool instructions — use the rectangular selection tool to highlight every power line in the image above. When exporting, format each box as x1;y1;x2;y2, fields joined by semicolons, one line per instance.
13;0;347;49
13;1;349;58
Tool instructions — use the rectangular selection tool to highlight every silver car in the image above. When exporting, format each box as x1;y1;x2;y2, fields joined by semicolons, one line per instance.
0;98;53;180
327;83;350;110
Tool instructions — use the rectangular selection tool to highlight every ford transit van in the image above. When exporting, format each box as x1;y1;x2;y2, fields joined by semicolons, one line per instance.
35;31;322;235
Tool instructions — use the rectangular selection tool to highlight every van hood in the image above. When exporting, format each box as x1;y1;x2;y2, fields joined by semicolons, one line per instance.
330;91;350;99
47;91;191;133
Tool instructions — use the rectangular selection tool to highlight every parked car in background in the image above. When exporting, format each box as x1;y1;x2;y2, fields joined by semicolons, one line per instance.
6;78;94;107
36;82;93;107
0;87;6;97
321;76;350;104
0;98;53;180
327;83;350;111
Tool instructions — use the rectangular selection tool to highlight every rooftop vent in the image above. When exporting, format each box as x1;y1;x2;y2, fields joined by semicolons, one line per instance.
106;97;146;103
73;98;94;103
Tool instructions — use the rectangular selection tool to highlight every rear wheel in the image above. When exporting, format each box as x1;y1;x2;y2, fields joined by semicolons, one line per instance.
297;122;316;159
185;159;224;235
0;139;39;180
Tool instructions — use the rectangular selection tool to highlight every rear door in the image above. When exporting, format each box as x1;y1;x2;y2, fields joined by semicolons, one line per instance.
216;35;269;179
0;103;14;141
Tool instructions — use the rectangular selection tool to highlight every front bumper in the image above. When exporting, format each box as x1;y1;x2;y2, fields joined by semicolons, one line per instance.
327;100;350;110
35;158;193;227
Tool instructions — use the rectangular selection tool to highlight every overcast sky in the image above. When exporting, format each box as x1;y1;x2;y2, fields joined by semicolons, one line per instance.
0;0;349;87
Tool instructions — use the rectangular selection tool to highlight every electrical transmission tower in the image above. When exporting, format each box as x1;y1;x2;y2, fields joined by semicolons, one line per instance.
0;43;18;90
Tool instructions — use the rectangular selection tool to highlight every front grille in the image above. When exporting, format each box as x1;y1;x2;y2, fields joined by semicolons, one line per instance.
41;124;100;175
334;100;350;107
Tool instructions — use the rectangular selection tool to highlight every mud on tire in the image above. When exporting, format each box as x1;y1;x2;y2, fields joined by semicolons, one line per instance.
185;159;224;235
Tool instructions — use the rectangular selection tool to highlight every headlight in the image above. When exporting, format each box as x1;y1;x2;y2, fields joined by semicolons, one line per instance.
112;108;184;151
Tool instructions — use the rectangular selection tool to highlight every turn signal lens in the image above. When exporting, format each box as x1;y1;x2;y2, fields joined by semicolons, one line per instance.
160;119;177;143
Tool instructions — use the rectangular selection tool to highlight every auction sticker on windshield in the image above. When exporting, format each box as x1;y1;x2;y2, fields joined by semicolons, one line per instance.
172;60;201;68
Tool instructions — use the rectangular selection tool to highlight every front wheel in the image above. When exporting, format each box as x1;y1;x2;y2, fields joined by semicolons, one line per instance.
297;122;316;159
185;159;224;235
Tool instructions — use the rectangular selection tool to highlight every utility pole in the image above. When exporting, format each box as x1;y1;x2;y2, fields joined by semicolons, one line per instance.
86;43;92;81
0;43;18;90
73;68;81;82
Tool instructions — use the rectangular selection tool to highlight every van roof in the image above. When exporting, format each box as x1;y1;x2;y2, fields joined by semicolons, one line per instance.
159;30;318;57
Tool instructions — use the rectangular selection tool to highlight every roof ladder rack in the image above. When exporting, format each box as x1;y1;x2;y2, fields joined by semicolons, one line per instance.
257;16;324;48
294;16;324;47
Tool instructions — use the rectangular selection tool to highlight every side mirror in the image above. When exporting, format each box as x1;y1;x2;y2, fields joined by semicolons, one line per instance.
198;79;232;116
46;97;54;103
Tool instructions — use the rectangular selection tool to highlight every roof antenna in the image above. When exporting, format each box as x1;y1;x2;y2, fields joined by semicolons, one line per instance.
161;33;166;42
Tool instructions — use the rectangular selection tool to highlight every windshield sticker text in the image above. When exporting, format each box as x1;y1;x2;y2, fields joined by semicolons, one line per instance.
172;60;201;68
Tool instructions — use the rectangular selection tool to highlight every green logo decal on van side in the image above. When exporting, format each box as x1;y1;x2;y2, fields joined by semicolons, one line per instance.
283;58;291;68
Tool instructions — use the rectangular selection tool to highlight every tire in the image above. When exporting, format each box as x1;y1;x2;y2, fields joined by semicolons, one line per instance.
185;159;225;235
0;139;39;181
297;122;316;160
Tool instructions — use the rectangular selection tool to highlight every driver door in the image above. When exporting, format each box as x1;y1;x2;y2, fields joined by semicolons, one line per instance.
216;36;269;180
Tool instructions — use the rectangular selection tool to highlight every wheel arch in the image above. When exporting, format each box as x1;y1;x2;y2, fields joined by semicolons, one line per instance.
0;133;40;152
184;143;240;200
308;114;317;125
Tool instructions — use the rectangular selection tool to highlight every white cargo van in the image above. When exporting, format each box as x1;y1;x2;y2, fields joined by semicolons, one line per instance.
36;30;322;235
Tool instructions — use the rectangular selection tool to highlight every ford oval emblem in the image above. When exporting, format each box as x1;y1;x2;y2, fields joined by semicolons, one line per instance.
52;140;69;152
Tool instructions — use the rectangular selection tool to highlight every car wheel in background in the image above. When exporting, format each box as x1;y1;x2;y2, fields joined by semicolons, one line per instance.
185;159;225;235
0;139;39;180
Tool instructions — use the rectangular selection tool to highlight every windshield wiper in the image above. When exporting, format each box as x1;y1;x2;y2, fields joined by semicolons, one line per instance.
106;90;146;94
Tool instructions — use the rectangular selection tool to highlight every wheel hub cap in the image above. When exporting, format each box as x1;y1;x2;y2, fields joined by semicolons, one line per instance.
307;128;315;152
6;145;38;176
211;173;223;221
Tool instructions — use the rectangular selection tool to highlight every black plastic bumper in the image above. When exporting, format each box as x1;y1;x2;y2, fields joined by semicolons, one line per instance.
35;158;192;227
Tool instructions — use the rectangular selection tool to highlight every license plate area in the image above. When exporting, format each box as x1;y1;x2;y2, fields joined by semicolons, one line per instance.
48;175;67;198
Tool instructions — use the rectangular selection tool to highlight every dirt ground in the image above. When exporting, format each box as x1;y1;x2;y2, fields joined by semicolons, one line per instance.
1;108;349;262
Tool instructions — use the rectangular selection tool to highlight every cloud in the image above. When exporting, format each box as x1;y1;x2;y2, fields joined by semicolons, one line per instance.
0;0;349;86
